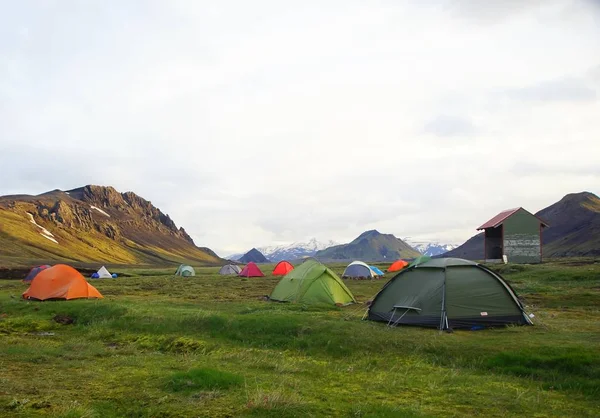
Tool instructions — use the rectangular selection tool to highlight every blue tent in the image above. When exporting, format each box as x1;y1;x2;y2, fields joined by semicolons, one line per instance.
90;272;100;279
24;265;51;282
369;266;384;276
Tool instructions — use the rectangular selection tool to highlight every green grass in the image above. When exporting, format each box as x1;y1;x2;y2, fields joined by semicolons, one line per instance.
485;348;600;394
0;261;599;417
167;368;243;392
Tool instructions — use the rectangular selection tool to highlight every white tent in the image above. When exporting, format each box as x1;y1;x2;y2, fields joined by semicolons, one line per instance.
342;261;376;279
219;264;242;275
97;266;112;278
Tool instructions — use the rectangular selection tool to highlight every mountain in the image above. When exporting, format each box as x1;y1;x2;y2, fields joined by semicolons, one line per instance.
238;248;269;263
405;240;458;256
440;234;484;260
443;191;600;260
314;230;421;261
226;238;338;262
0;185;223;266
537;192;600;257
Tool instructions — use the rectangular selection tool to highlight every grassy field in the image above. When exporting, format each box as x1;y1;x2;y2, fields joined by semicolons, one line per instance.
1;261;599;417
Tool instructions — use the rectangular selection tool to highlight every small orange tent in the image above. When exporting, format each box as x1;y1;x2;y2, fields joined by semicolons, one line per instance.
22;264;103;301
272;261;294;276
388;259;409;272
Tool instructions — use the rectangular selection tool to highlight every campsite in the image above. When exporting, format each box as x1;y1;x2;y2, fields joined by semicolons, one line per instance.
1;2;599;417
1;259;599;417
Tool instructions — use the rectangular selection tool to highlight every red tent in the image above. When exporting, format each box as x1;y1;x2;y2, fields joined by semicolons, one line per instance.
272;261;294;276
239;262;265;277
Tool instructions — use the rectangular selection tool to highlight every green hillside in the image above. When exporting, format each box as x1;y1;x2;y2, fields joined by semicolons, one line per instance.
538;192;600;257
0;185;223;267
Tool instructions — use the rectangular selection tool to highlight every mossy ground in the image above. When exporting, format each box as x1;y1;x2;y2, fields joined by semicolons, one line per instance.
0;261;599;417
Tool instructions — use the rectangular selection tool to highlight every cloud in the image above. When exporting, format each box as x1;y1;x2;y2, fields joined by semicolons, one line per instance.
589;64;600;82
443;0;553;24
1;1;600;255
443;0;600;26
512;162;600;177
505;77;597;103
423;115;477;137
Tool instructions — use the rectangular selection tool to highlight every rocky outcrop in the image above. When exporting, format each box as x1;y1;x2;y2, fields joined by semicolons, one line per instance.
48;201;94;229
178;227;195;244
64;185;195;244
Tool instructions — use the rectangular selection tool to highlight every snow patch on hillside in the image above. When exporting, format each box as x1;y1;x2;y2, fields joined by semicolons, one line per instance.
27;213;59;244
91;205;110;217
40;234;59;244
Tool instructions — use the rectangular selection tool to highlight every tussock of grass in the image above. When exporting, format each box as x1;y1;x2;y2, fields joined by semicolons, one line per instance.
53;303;128;326
124;334;212;354
55;404;96;418
349;404;427;418
0;316;57;335
6;398;30;411
243;385;308;418
166;368;243;392
242;405;314;418
164;336;210;354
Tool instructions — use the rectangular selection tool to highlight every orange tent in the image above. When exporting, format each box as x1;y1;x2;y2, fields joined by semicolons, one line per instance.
388;259;409;272
272;261;294;276
22;264;103;301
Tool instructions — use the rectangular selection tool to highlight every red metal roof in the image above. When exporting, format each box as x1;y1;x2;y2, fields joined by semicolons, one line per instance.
477;207;549;230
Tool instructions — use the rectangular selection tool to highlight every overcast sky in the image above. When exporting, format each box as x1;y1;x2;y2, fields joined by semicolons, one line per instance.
1;0;599;256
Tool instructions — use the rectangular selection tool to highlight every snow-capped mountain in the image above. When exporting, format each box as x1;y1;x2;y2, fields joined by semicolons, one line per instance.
227;238;338;262
405;240;458;257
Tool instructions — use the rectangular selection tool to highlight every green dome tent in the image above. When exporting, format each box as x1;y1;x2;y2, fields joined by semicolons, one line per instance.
408;255;431;268
269;259;356;306
367;258;532;330
175;264;195;277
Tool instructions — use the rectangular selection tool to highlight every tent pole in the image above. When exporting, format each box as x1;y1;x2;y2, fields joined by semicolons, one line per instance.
439;269;447;331
390;309;409;328
387;307;397;327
